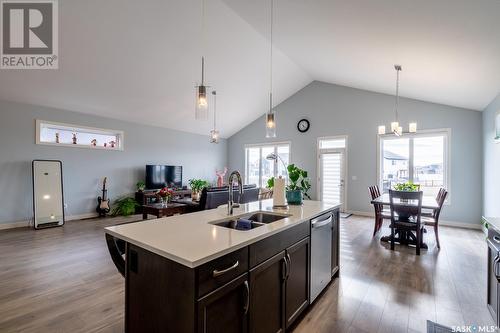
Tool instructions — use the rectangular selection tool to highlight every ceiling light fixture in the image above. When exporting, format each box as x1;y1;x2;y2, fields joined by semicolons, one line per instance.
265;0;276;138
378;65;417;136
195;0;209;120
209;91;219;144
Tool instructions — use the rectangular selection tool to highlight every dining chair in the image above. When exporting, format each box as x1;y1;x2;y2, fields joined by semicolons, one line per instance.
422;188;445;217
369;185;391;236
389;189;424;255
421;189;448;249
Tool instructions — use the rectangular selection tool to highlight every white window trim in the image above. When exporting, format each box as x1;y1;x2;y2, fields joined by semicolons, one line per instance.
244;141;291;187
316;135;348;211
35;119;125;151
376;128;451;204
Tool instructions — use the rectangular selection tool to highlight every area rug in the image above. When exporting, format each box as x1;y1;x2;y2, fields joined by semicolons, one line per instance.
427;320;453;333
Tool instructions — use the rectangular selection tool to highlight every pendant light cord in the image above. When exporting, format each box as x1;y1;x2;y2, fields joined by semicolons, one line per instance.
201;0;206;85
213;91;217;128
269;0;274;112
395;66;401;123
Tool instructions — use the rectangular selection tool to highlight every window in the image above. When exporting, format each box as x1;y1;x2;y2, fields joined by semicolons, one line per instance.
245;142;290;188
36;120;124;150
317;137;347;211
378;130;450;198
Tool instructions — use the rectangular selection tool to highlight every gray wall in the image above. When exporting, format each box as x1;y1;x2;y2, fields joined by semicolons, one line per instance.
483;93;500;217
0;100;227;224
228;81;483;225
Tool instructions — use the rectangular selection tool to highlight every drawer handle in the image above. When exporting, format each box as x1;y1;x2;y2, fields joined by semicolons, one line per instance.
213;261;239;277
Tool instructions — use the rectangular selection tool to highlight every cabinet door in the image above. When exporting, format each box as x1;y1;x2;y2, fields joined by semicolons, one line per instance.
249;251;286;333
197;273;249;333
331;209;340;277
285;237;310;328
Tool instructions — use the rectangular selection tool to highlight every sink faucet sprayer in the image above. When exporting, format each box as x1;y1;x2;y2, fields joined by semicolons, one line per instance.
228;170;243;215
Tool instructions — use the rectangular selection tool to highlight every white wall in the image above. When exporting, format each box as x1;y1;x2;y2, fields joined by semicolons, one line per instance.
483;93;500;217
0;100;227;225
228;81;483;225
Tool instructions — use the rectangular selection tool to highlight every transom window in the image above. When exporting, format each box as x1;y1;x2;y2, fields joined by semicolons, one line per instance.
378;130;450;198
245;142;290;188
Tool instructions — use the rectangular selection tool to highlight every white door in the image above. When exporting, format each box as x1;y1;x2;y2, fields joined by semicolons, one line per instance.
319;149;346;212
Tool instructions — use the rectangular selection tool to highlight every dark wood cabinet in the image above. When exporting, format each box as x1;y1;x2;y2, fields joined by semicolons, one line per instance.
197;274;249;333
331;209;340;277
249;251;286;333
285;237;310;328
115;210;340;333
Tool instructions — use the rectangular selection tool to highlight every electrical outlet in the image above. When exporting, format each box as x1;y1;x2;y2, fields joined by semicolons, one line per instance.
352;176;357;181
64;203;68;209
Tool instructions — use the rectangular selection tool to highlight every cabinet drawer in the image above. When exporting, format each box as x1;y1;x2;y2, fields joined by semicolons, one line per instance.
249;222;309;268
197;247;249;298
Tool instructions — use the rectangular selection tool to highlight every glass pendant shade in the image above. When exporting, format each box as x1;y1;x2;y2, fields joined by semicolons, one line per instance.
378;125;386;135
195;85;208;120
266;112;276;138
409;122;417;133
390;121;399;133
209;129;219;143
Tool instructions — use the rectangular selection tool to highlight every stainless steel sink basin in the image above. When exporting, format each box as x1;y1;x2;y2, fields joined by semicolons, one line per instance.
208;212;292;231
246;212;291;224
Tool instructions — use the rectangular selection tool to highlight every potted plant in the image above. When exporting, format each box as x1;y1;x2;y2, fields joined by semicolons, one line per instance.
111;197;139;216
393;181;420;192
156;187;174;205
285;164;311;205
136;181;146;192
189;179;210;201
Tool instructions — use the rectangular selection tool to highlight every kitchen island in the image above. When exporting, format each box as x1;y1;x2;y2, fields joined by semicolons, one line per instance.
105;199;340;333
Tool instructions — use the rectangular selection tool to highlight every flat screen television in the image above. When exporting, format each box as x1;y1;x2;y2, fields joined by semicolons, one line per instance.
145;165;182;189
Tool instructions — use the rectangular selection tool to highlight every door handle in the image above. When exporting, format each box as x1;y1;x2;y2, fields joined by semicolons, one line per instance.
286;253;291;279
243;281;250;315
494;235;500;244
213;261;239;277
312;216;332;229
282;257;288;281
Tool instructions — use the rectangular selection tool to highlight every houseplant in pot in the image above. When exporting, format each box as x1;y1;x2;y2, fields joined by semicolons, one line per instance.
136;181;146;192
189;179;209;201
286;164;311;205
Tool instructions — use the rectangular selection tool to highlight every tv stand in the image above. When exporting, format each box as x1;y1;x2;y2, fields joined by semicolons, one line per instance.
135;189;192;213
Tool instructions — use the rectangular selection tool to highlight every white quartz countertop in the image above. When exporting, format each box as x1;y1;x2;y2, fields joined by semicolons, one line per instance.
105;200;340;268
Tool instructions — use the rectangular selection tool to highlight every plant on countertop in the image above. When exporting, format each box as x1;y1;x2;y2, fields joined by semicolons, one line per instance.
393;181;420;192
286;164;311;204
111;197;139;216
136;181;146;192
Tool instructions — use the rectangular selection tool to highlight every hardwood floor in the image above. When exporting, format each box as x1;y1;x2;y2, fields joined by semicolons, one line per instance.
0;215;493;332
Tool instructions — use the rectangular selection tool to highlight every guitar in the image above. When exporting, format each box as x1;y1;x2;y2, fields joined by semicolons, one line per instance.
96;177;110;217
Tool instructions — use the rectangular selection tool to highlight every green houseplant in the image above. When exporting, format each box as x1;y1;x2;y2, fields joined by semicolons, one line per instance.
189;179;210;201
285;164;311;205
393;181;419;192
136;181;146;192
111;197;139;216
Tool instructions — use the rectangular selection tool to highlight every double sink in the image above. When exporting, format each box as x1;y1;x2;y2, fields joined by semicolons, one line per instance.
209;211;292;231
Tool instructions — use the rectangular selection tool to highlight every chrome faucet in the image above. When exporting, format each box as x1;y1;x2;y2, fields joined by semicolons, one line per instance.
228;170;243;215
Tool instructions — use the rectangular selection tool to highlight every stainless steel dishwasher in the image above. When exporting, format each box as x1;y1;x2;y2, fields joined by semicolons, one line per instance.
310;211;333;302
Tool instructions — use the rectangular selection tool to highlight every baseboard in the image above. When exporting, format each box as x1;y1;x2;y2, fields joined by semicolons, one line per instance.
0;212;100;231
345;210;482;230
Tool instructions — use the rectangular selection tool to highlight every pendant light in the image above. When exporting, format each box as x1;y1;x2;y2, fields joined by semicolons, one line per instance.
209;91;220;143
265;0;276;138
195;0;209;120
378;65;417;136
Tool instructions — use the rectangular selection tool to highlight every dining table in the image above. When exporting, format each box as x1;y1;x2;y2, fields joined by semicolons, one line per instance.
370;193;439;249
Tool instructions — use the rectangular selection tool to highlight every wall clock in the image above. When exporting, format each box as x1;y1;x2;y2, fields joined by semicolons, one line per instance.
297;119;310;133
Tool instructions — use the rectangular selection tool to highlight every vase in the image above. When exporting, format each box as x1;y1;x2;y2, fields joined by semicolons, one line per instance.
192;191;200;201
286;190;303;205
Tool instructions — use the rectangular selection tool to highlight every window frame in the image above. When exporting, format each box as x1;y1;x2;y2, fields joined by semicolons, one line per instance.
244;141;291;188
376;128;451;203
36;119;125;151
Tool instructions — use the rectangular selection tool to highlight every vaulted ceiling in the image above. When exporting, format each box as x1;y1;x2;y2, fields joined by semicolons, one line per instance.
0;0;498;138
